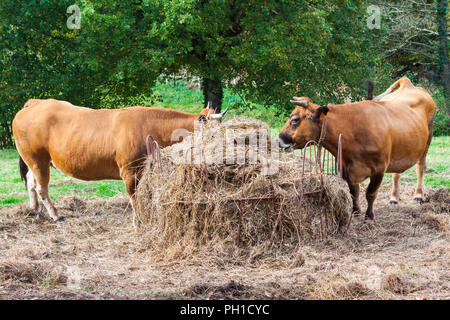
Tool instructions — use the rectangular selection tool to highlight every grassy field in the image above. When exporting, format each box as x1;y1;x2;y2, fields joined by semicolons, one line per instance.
0;82;448;207
388;135;449;189
0;149;125;207
0;84;448;300
0;136;448;208
148;81;287;130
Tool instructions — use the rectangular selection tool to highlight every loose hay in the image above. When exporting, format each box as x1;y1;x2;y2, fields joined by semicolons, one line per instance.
421;188;449;214
135;117;352;264
0;261;66;285
0;183;448;299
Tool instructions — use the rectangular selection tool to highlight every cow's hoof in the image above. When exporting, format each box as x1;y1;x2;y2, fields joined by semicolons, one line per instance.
414;196;424;204
55;215;65;222
389;199;398;205
363;218;375;228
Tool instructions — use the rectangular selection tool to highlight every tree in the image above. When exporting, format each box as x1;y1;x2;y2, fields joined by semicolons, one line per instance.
0;0;160;106
0;0;161;147
143;0;381;111
436;0;449;98
0;0;381;147
372;0;449;91
369;0;448;135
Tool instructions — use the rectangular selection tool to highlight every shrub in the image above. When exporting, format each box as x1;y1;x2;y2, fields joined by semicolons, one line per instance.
430;87;449;136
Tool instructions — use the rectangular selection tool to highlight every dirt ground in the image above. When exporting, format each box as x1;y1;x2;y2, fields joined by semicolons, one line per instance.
0;182;448;300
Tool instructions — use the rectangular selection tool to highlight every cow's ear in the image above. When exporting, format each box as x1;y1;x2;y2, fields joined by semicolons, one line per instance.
312;106;329;122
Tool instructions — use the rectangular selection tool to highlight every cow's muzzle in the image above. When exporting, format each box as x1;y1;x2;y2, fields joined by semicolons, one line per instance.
278;135;294;152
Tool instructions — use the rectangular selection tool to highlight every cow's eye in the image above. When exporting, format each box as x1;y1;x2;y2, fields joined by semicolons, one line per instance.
290;118;300;126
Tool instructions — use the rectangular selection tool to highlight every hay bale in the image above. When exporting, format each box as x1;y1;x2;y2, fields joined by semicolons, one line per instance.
136;117;351;263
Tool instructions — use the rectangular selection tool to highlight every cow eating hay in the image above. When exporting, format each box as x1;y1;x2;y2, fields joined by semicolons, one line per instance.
135;118;352;264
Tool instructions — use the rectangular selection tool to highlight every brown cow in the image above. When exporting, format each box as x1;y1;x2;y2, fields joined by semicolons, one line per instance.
12;99;227;228
278;77;435;220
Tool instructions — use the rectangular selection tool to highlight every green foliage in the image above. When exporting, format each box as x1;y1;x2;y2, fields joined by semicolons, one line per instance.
0;0;160;130
371;0;449;96
146;0;382;110
0;196;28;207
0;0;380;118
0;0;444;146
383;136;449;189
436;0;449;98
434;112;450;136
431;86;449;136
38;278;60;289
133;81;287;130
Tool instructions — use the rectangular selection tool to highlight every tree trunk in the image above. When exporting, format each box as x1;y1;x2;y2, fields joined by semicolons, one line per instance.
0;121;14;149
202;78;223;112
437;0;449;99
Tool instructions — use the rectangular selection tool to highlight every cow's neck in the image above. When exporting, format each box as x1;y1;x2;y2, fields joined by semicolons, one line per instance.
177;115;199;132
318;108;344;158
156;114;200;147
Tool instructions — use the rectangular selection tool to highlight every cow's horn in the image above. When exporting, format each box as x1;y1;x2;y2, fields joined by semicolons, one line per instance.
290;100;308;107
220;107;229;117
207;101;214;109
209;107;229;120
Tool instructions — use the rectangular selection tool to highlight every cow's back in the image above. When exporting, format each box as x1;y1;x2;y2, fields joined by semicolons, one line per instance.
13;102;200;182
110;106;198;171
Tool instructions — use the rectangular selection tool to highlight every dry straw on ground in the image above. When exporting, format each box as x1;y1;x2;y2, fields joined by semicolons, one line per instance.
0;178;448;299
135;117;352;264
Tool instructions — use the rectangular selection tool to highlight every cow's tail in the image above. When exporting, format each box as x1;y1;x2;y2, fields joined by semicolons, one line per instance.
373;77;411;101
366;80;374;100
422;113;435;161
19;156;29;187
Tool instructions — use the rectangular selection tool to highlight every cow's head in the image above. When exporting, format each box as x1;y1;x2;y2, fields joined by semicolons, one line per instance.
198;102;229;122
278;97;329;150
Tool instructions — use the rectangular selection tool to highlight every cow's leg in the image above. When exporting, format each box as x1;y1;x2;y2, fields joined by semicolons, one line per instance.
389;173;400;204
26;170;39;210
32;163;63;221
365;172;384;220
121;169;140;231
414;117;433;203
348;183;361;215
414;158;426;203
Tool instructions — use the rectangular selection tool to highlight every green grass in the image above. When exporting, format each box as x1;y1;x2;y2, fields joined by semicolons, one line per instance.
383;136;450;189
1;136;447;208
0;149;125;207
0;195;28;206
145;81;287;130
1;82;448;207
